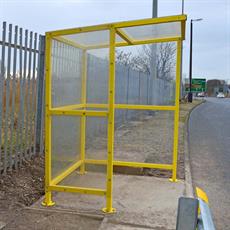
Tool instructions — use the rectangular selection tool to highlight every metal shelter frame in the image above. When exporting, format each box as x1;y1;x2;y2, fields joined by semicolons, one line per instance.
43;15;187;213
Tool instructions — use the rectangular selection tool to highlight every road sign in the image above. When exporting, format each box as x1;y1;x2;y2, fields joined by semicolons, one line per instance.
185;78;206;92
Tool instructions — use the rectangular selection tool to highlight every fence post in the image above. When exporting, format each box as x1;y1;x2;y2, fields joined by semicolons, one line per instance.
125;67;130;121
0;22;6;171
35;35;45;154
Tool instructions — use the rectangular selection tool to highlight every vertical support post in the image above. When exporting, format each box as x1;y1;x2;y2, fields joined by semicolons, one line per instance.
0;22;6;170
35;36;45;154
9;25;18;170
125;67;130;121
188;20;193;103
103;27;116;213
171;40;182;182
4;23;12;173
15;27;23;167
80;50;87;174
42;33;55;206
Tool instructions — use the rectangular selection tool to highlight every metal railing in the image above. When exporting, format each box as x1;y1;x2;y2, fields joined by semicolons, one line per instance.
0;21;45;172
176;188;215;230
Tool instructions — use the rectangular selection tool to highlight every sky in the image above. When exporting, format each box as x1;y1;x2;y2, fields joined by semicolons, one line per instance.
0;0;229;80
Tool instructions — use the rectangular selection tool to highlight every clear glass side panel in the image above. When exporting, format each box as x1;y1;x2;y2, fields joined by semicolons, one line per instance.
57;116;107;190
51;116;81;180
51;39;83;108
115;42;177;106
85;116;107;161
86;48;109;104
123;21;181;41
114;110;174;165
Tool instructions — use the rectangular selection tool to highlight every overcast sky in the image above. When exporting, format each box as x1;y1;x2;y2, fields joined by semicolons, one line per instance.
0;0;229;80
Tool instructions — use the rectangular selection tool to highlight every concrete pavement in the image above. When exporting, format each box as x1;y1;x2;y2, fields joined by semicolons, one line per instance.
2;100;205;230
3;174;185;230
34;174;184;230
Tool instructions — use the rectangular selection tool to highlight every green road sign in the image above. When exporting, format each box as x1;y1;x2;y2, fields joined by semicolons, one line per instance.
185;78;206;92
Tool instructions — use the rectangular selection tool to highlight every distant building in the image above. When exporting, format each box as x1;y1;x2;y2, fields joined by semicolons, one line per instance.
207;79;229;96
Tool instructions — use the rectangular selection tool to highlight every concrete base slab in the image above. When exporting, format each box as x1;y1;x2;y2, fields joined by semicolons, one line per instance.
0;221;6;230
3;208;102;230
33;173;184;229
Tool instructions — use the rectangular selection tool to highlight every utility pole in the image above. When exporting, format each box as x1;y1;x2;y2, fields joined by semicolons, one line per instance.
152;0;157;17
180;0;185;99
149;0;157;106
188;18;203;103
188;20;193;102
182;0;184;14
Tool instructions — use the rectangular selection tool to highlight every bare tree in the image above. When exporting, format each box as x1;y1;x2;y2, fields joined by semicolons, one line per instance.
115;50;132;66
115;43;176;81
156;43;176;80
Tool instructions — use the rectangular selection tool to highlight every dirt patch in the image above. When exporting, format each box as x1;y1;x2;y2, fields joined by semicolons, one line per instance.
0;156;44;225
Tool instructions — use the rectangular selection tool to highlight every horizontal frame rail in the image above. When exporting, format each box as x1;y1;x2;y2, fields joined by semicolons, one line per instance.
49;185;106;196
51;104;85;110
116;36;181;48
115;104;176;111
49;109;108;117
52;36;86;50
85;159;173;170
48;104;175;112
51;160;83;185
0;40;39;53
86;104;176;111
72;36;181;50
47;15;186;37
86;104;108;109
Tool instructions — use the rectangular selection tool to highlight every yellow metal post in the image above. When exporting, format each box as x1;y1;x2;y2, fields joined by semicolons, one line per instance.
80;50;87;174
171;40;182;182
102;27;116;213
42;34;55;206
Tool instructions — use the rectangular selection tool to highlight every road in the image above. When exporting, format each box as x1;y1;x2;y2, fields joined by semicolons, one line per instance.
189;97;230;230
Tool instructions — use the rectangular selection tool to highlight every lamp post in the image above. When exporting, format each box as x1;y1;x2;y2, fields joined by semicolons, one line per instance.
182;0;184;14
188;18;203;103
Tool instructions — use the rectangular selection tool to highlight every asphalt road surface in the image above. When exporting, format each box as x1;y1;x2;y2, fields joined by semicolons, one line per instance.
189;97;230;230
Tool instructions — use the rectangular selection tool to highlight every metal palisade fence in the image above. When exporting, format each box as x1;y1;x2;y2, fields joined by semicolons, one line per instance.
0;22;45;173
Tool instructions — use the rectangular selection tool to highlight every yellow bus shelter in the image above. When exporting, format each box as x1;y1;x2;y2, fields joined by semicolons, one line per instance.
43;15;187;213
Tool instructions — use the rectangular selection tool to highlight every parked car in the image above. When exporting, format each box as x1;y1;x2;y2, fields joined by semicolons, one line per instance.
197;92;205;97
216;92;225;98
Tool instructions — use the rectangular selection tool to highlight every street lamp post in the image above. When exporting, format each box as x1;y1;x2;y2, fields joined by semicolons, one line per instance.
188;18;203;103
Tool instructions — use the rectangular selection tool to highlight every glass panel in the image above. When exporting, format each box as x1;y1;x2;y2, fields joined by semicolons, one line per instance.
85;116;107;161
56;116;107;190
51;39;82;108
114;110;174;165
123;21;181;41
59;168;106;189
63;30;109;47
86;48;109;104
115;42;176;106
61;30;126;47
51;116;81;180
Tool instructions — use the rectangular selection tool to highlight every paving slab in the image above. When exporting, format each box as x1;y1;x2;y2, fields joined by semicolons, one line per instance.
3;208;103;230
32;173;184;229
